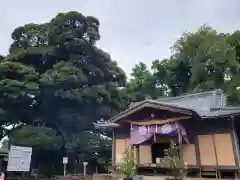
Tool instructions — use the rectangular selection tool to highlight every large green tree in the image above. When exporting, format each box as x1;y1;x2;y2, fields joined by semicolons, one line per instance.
168;26;239;95
1;11;129;173
126;62;168;101
128;26;240;105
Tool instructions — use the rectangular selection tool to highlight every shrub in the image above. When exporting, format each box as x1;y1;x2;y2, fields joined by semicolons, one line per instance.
117;147;137;177
162;141;187;180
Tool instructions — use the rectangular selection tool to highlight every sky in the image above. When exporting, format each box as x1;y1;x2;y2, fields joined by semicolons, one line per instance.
1;0;240;74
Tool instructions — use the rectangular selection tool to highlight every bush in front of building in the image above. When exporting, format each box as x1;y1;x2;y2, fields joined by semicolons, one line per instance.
117;148;137;180
162;141;187;180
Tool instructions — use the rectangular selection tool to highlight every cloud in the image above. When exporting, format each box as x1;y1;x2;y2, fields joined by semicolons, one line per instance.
1;0;240;74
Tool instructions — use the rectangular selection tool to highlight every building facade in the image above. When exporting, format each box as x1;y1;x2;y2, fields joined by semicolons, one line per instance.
97;90;240;179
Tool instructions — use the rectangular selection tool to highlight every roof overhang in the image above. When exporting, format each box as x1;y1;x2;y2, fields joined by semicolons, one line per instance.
201;107;240;119
109;99;197;123
94;122;120;129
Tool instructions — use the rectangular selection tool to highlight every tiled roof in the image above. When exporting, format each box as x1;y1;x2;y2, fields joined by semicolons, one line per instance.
95;90;240;128
156;89;236;118
94;121;119;128
201;107;240;118
98;90;240;126
109;99;196;122
157;89;223;102
130;89;240;119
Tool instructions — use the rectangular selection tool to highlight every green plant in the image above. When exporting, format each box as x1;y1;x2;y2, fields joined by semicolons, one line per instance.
117;147;137;177
162;141;187;179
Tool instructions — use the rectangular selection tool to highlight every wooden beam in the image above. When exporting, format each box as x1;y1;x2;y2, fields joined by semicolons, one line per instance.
112;130;116;165
231;116;240;168
111;101;194;123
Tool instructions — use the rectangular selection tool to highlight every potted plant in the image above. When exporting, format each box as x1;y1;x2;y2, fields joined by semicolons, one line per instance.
117;148;137;180
162;141;187;180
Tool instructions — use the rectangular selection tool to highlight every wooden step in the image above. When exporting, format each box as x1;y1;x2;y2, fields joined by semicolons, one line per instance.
201;171;216;176
200;170;217;178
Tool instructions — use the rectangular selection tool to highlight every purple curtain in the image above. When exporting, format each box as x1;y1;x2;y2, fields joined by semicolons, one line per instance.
130;122;189;145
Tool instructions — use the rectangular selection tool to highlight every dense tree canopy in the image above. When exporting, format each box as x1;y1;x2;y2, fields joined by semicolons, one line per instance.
0;11;129;174
128;26;240;105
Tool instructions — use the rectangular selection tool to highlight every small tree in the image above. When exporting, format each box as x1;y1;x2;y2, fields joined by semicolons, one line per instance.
117;148;137;178
163;141;187;180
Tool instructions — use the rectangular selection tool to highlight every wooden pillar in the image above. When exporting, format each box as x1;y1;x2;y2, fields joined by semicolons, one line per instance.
231;116;240;168
178;128;183;161
112;130;115;165
178;128;182;145
0;158;2;172
133;145;139;165
21;172;26;180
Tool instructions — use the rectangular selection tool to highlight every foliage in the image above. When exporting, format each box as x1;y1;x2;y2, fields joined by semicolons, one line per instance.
65;131;112;172
0;55;4;62
127;25;240;105
126;62;167;102
168;25;238;96
9;126;62;150
162;141;187;178
1;139;9;150
117;148;137;177
0;139;9;155
0;11;129;173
